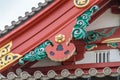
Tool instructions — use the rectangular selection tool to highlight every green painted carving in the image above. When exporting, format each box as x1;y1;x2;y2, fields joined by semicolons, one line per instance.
19;40;52;65
72;5;99;39
85;44;97;50
107;42;118;48
84;27;117;50
85;27;117;44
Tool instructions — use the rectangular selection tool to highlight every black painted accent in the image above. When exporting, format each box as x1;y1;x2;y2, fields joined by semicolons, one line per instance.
50;51;55;56
56;44;63;51
96;53;98;63
99;53;101;63
13;56;18;59
103;53;105;62
5;56;8;60
64;50;70;55
107;51;110;62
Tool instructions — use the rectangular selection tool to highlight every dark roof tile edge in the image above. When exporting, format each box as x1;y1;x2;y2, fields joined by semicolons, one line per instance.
0;0;54;38
0;67;119;79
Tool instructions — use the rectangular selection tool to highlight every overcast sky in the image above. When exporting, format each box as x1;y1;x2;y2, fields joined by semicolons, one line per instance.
0;0;44;30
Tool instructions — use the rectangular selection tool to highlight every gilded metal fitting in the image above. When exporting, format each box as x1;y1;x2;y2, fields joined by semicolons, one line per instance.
55;34;65;43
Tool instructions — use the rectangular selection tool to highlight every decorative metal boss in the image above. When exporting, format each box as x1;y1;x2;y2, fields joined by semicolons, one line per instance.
74;0;90;8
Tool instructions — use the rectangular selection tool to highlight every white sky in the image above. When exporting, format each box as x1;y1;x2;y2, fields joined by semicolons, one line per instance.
0;0;44;30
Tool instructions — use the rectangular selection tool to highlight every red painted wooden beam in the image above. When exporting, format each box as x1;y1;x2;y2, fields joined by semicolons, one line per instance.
21;62;120;74
110;0;120;14
8;0;100;55
11;0;101;56
111;5;120;14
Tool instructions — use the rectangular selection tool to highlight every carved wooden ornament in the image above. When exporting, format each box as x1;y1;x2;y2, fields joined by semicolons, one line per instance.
0;42;21;71
46;25;75;61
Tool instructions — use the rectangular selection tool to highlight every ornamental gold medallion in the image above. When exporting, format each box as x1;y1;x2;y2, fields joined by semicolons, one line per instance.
74;0;90;8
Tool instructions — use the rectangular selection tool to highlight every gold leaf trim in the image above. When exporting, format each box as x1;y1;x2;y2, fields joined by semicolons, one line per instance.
102;38;120;43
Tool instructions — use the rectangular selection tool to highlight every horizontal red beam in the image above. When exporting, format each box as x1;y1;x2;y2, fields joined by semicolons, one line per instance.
111;5;120;14
22;62;120;74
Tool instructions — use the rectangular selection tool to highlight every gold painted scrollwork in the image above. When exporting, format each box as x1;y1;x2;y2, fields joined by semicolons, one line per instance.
0;42;12;57
0;42;21;70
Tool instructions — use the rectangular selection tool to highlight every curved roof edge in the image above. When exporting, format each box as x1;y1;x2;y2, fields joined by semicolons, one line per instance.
1;66;120;79
0;0;54;38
